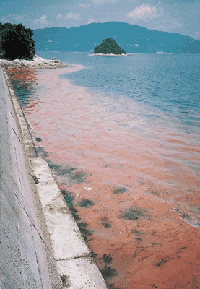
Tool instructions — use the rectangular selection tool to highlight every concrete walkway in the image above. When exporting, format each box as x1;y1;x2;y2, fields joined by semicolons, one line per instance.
0;66;107;289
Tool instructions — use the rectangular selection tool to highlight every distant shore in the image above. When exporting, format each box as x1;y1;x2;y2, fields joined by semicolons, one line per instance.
0;55;68;69
93;52;128;56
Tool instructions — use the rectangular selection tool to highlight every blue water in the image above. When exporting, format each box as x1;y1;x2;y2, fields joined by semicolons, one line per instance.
37;51;200;139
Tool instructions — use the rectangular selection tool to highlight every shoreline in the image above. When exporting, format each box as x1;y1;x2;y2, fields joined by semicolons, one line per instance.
92;53;127;56
0;54;68;69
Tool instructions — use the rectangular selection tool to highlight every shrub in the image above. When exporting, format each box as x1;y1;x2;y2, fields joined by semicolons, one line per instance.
0;22;35;60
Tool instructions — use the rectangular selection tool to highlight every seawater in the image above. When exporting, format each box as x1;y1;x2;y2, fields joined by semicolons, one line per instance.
37;51;200;137
36;51;200;181
6;51;200;288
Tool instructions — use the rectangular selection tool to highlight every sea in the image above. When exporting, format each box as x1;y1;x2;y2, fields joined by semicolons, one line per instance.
20;51;200;138
7;51;200;288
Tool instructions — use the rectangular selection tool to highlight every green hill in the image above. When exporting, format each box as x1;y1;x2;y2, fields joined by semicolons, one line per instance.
33;22;200;54
94;38;126;54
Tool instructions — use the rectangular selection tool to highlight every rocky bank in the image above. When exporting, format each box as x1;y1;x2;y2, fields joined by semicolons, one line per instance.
0;55;67;69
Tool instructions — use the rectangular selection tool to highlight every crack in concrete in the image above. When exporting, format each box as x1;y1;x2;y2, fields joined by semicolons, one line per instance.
55;253;92;262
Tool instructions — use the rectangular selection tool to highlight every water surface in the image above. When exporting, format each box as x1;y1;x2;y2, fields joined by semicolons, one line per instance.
6;52;200;289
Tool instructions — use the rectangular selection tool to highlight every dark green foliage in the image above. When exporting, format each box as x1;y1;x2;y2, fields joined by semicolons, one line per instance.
0;22;35;60
94;38;126;54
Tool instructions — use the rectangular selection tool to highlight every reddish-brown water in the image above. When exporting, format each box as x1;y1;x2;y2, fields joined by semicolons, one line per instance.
6;66;200;288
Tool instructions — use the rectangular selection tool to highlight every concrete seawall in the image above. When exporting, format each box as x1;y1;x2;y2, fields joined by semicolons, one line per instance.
0;66;107;289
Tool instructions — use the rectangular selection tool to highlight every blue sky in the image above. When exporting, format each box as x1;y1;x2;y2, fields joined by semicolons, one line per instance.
1;0;199;39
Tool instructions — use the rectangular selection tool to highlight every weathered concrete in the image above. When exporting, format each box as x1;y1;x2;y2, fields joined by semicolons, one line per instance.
1;67;62;289
0;66;108;289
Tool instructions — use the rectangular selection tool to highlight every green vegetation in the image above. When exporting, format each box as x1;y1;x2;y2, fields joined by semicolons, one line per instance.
94;38;126;54
0;22;35;60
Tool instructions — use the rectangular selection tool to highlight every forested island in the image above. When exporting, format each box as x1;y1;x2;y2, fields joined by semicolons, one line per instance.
94;38;126;55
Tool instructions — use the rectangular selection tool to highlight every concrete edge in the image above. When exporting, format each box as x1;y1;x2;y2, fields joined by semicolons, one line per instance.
2;67;108;289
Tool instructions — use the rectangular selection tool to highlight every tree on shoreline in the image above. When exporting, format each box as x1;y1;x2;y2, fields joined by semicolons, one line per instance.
0;22;35;60
94;38;126;54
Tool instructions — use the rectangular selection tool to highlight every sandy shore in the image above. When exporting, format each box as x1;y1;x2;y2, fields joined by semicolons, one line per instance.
0;54;68;69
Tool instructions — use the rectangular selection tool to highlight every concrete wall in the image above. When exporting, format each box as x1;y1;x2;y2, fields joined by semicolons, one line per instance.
0;66;107;289
0;67;63;288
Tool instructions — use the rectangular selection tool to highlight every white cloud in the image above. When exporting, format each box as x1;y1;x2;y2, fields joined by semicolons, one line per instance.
56;14;62;18
34;14;50;27
79;4;89;8
66;12;80;19
91;0;117;5
127;4;159;20
2;14;27;22
87;18;97;24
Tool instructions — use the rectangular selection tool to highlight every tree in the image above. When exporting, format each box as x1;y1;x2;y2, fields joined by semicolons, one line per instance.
94;38;126;54
0;22;35;60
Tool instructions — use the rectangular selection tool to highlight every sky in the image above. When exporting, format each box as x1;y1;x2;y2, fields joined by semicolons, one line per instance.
0;0;200;40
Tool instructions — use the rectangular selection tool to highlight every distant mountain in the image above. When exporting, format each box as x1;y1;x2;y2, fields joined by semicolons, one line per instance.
33;22;200;54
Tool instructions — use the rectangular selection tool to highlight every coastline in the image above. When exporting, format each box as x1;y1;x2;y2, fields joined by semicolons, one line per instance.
92;53;127;56
0;54;68;69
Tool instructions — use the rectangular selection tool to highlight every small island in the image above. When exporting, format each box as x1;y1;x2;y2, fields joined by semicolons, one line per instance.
94;38;126;55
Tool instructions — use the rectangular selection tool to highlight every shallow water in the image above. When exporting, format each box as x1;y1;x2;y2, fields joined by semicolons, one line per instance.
5;53;200;288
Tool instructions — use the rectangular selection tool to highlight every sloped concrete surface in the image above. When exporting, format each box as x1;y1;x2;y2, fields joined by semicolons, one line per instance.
57;258;109;289
1;67;62;289
31;157;90;260
0;66;108;289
